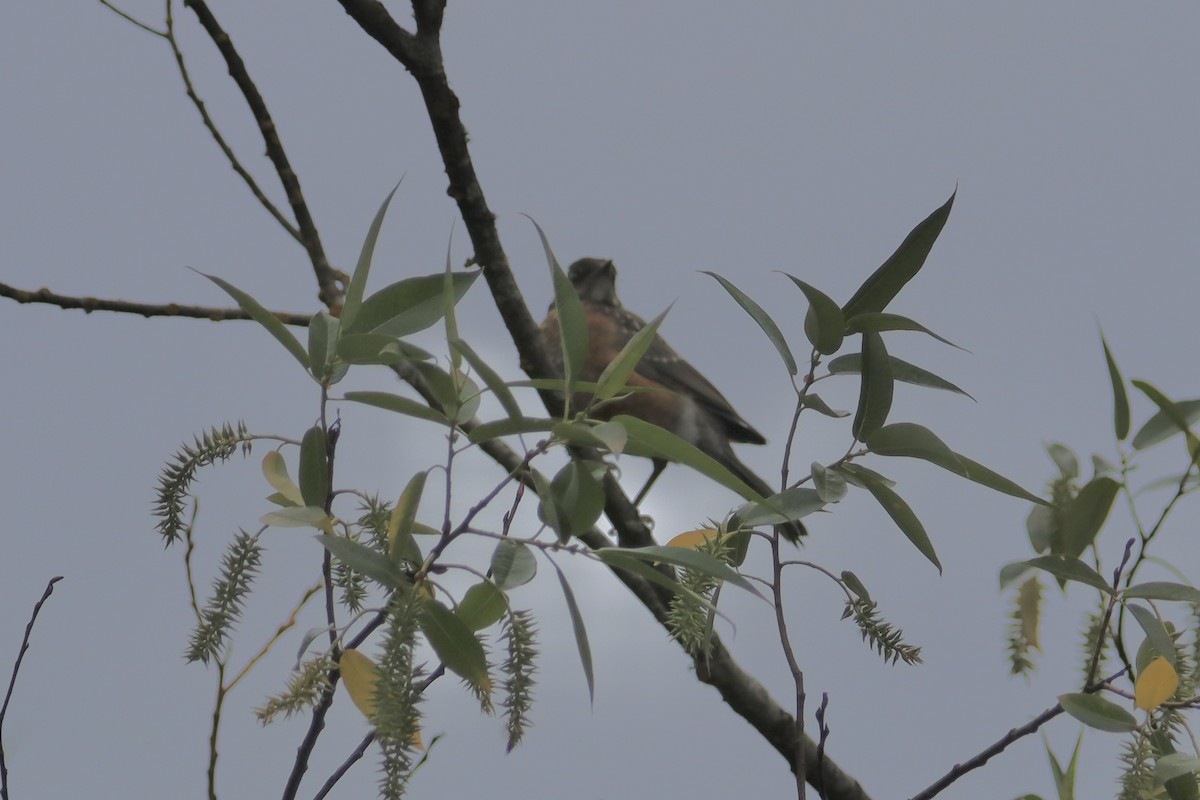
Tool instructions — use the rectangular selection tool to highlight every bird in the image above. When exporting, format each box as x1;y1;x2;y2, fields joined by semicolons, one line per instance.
538;257;806;543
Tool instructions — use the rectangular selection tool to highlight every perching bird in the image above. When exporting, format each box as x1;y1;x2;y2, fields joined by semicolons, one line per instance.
539;257;805;542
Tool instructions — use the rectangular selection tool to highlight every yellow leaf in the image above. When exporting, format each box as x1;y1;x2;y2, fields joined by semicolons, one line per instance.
1135;656;1178;711
340;649;380;719
262;451;304;505
666;528;721;549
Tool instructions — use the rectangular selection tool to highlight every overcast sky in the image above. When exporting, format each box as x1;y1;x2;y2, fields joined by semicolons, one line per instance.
3;3;1199;799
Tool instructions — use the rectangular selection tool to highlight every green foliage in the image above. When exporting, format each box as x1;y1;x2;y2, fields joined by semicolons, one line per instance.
153;421;251;544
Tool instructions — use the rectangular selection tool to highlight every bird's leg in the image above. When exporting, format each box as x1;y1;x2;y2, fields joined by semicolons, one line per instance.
631;458;668;507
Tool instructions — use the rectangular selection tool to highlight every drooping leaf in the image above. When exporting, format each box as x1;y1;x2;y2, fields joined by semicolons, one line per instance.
702;271;797;375
865;422;962;475
1132;382;1200;461
490;540;537;590
827;353;974;399
315;534;409;590
340;181;401;331
1100;333;1131;441
1135;657;1179;711
1059;476;1120;557
1057;693;1136;733
844;312;963;350
614;415;762;501
852;330;893;441
336;333;431;365
853;468;941;573
737;487;826;528
262;450;304;506
467;417;556;443
955;452;1050;506
1124;582;1200;604
298;426;329;509
420;599;492;694
1132;398;1200;450
344;271;479;338
1023;555;1111;593
262;506;333;532
200;272;309;369
552;562;594;704
842;191;955;319
1128;604;1177;666
456;580;508;631
344;390;448;426
781;274;844;355
800;393;851;418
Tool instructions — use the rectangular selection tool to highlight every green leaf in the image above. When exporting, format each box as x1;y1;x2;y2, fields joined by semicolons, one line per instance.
1155;754;1200;789
812;462;848;503
552;562;594;704
298;426;329;509
595;307;670;401
490;540;537;590
307;311;340;383
1046;443;1080;480
1132;398;1200;450
336;333;431;365
1128;603;1177;666
605;546;762;598
852;330;893;440
836;462;895;489
456;581;508;631
340;181;401;331
800;393;851;418
1044;731;1082;800
261;506;332;531
543;461;606;542
592;549;732;615
1132;382;1200;457
842;191;955;318
866;422;962;475
1022;555;1111;593
1057;693;1136;733
853;468;941;573
702;271;797;375
841;571;871;602
999;561;1032;590
344;271;479;337
737;487;826;528
614;415;763;501
1026;505;1055;554
955;452;1050;506
781;274;844;355
315;534;409;590
199;272;309;370
262;450;304;506
1059;476;1120;557
388;472;426;566
451;338;524;422
591;420;628;454
844;312;963;350
411;360;480;426
1124;582;1200;604
467;417;556;443
530;220;588;402
344;390;448;425
421;599;492;694
827;353;974;399
1100;333;1131;441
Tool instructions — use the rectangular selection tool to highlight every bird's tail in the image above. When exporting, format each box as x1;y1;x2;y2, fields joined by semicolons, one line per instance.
722;453;807;544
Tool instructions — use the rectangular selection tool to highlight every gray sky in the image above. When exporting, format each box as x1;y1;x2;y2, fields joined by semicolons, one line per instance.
3;3;1199;798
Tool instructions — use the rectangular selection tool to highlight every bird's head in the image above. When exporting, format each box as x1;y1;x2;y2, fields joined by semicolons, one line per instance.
566;258;619;306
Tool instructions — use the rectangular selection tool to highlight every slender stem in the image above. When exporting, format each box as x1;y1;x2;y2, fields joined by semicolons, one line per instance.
770;533;806;799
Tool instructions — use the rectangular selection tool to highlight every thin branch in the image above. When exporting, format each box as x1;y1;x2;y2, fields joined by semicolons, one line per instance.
98;0;166;36
182;0;341;309
0;577;64;800
312;732;374;800
0;281;311;324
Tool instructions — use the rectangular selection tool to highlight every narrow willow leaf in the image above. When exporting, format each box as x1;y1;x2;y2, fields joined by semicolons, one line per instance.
1101;333;1131;441
1128;604;1177;666
491;540;537;590
388;472;426;565
1060;476;1120;557
261;506;333;532
1124;582;1200;604
530;220;588;401
340;181;401;331
614;415;762;500
307;311;339;383
781;274;845;355
315;534;410;590
852;330;893;441
836;462;896;488
1135;657;1179;711
595;307;669;401
854;469;941;573
553;562;594;705
411;360;480;425
800;393;851;418
841;571;872;602
827;353;974;399
702;271;797;375
1132;382;1200;460
420;599;492;694
337;333;432;365
601;545;762;598
844;312;963;350
1023;555;1111;593
344;271;479;338
1132;398;1200;450
340;648;381;719
737;487;825;527
200;272;309;369
456;581;508;631
1058;693;1137;733
344;390;448;425
468;417;556;443
593;550;732;619
955;452;1050;506
262;450;304;506
298;426;329;509
865;422;962;475
842;191;955;318
451;338;523;421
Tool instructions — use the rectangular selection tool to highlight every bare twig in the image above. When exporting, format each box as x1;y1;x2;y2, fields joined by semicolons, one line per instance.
0;577;64;800
312;732;374;800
